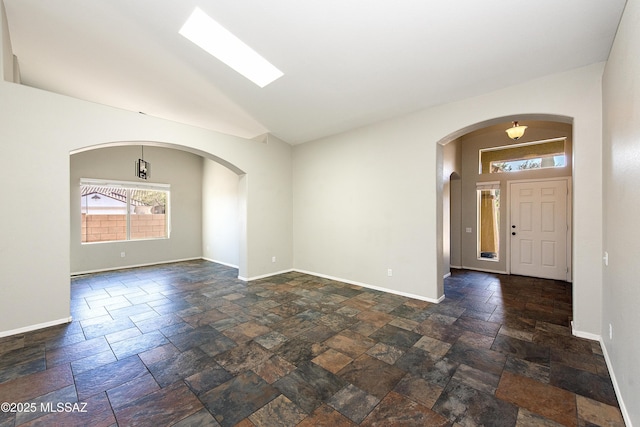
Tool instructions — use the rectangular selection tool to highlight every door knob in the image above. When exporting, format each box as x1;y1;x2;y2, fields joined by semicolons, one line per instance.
512;225;516;228
512;232;516;236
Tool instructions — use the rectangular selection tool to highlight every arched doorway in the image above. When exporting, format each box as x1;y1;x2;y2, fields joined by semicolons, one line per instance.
438;115;574;305
69;141;248;278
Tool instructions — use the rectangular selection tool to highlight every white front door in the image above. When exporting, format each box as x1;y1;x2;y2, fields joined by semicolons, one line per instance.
510;179;569;281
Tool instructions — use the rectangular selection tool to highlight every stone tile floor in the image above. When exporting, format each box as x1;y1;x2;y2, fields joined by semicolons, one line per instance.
0;260;625;426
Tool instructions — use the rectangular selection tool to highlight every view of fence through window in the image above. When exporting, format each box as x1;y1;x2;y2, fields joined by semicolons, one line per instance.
80;180;169;243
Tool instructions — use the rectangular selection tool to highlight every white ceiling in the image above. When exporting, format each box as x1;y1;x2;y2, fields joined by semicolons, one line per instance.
3;0;626;144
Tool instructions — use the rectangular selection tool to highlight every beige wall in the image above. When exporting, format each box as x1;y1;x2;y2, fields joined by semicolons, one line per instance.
602;0;640;422
458;121;573;273
70;146;204;274
449;176;462;268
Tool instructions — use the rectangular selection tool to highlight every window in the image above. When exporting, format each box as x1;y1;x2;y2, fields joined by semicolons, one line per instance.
81;179;170;243
480;138;567;174
477;182;500;261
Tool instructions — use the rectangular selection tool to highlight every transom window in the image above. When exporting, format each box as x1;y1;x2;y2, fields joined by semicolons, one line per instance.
480;138;567;174
80;179;170;243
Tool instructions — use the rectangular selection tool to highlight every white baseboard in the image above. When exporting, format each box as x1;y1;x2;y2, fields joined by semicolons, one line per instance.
293;269;445;304
443;272;452;279
599;338;633;427
461;265;508;275
0;317;73;338
571;322;632;426
202;257;239;269
71;257;202;276
239;269;294;282
571;321;601;341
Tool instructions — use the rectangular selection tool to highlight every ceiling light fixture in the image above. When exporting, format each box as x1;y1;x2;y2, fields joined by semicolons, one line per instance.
506;121;528;140
179;7;284;88
136;146;149;180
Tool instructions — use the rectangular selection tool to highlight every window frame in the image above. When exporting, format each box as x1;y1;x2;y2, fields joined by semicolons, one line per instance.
476;181;501;262
80;178;171;244
479;137;567;174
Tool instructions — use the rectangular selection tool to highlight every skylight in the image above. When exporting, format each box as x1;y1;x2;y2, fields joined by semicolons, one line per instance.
179;7;283;88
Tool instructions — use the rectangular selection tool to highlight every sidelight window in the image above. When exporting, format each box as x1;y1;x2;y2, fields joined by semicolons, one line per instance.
477;182;500;261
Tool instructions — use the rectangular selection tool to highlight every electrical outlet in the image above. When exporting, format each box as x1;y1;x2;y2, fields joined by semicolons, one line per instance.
466;227;472;233
272;256;276;263
387;269;393;277
120;252;126;258
603;251;609;266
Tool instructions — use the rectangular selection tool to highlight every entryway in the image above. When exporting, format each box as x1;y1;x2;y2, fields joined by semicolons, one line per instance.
441;117;573;283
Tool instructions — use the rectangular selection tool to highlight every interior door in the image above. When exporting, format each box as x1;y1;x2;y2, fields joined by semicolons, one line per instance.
510;179;569;281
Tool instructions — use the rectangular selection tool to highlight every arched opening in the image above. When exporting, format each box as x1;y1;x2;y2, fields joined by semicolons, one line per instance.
69;141;248;278
438;114;574;308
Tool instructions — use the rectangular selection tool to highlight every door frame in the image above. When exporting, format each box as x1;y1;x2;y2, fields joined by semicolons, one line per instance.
506;176;572;282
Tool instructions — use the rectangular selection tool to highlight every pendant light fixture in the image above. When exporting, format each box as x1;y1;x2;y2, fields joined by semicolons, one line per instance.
136;146;150;180
506;121;528;140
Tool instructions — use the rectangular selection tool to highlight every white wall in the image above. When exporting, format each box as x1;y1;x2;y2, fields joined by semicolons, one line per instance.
0;5;293;335
293;63;604;333
294;123;442;301
70;145;204;273
1;1;11;82
442;139;460;276
203;159;240;268
602;0;640;423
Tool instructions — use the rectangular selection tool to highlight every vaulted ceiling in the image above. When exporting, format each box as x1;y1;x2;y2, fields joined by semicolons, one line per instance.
3;0;626;144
